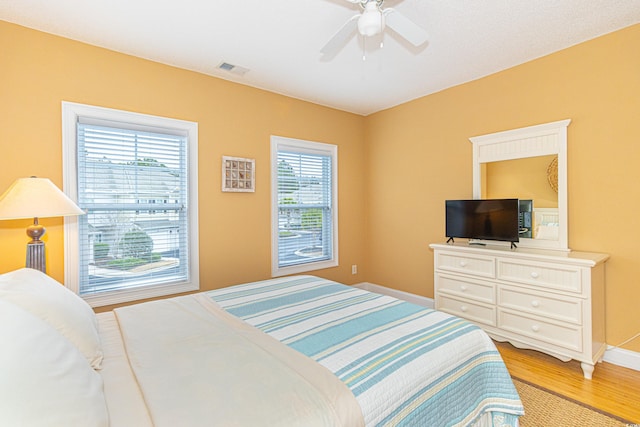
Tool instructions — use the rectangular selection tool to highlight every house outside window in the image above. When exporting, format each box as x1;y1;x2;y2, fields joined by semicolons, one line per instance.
62;102;199;307
270;136;338;276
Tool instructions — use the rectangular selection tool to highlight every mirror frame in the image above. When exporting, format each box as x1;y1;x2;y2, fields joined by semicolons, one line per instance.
470;119;571;251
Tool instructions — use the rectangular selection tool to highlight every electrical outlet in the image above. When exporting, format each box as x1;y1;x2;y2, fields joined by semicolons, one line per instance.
351;264;358;275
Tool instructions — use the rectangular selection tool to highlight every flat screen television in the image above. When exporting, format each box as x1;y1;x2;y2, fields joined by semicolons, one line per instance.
445;199;520;245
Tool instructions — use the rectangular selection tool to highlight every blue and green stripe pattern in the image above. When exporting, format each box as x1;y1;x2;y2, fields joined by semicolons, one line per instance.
206;275;523;427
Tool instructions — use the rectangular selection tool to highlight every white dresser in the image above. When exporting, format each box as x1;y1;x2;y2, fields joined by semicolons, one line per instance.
430;242;609;379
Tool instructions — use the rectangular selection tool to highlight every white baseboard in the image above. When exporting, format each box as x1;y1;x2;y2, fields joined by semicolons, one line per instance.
353;282;434;309
603;346;640;372
354;282;640;372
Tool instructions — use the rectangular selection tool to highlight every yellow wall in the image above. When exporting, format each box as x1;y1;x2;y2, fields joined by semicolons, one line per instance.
366;24;640;352
1;20;639;352
484;155;559;208
0;21;367;303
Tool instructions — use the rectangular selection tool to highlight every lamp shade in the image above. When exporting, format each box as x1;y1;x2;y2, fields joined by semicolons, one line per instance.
0;177;85;220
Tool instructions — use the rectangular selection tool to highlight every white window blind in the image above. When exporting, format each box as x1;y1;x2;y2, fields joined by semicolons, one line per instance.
62;102;199;306
76;121;189;294
271;136;338;276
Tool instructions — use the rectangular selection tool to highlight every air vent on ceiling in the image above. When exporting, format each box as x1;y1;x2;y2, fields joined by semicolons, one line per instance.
217;62;250;76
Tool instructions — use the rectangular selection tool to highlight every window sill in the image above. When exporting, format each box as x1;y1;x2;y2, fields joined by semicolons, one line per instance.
272;259;338;278
80;280;199;308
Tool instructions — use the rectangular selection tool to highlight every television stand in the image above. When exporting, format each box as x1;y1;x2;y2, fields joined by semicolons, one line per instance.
429;242;609;379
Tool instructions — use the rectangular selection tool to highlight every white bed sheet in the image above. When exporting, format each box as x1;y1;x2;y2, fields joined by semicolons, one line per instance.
96;312;153;427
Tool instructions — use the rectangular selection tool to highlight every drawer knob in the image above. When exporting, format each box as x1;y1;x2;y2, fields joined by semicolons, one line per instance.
530;271;539;279
531;300;540;308
459;261;467;268
461;305;468;312
460;285;468;292
531;324;540;332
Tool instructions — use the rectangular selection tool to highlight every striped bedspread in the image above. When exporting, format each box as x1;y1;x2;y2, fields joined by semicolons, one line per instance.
206;275;524;427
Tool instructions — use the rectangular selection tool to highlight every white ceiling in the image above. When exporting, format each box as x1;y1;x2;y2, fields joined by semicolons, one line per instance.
2;0;639;115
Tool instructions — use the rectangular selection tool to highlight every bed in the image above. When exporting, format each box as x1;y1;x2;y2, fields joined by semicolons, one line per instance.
0;269;523;426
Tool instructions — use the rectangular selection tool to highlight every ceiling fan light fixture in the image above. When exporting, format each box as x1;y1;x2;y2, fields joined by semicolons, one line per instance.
320;0;429;58
357;3;384;37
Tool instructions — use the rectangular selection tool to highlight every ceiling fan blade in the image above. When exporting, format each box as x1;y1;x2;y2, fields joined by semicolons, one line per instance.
383;8;428;46
320;14;360;57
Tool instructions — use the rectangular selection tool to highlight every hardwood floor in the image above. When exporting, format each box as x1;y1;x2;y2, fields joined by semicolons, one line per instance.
495;341;640;423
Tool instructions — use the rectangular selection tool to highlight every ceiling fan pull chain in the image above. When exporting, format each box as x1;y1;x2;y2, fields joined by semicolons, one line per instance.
380;5;384;48
362;36;367;61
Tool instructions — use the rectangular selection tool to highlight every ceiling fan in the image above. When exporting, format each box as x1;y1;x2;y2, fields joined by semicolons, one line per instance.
320;0;429;58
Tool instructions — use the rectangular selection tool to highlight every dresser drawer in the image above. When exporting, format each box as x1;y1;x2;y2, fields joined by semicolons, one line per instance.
436;295;496;326
436;273;495;304
498;310;582;352
435;251;495;278
497;259;582;293
498;285;582;324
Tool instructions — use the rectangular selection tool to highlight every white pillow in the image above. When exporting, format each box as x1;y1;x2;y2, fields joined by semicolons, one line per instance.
0;299;109;426
0;268;103;369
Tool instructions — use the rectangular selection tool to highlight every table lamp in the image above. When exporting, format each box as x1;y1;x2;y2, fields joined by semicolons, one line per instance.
0;176;85;273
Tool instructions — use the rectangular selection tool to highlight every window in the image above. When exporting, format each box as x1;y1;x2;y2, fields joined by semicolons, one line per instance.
270;136;338;276
62;102;199;307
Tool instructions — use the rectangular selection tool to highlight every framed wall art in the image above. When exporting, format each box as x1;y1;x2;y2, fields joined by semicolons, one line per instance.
222;156;255;192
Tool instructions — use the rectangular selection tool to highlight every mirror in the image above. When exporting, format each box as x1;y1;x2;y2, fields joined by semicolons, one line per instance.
470;119;570;251
482;155;558;240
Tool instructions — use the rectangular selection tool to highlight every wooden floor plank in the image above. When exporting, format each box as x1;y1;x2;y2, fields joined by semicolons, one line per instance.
495;341;640;423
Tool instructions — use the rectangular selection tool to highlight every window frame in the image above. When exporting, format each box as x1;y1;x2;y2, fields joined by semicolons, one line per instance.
270;135;339;277
62;102;199;307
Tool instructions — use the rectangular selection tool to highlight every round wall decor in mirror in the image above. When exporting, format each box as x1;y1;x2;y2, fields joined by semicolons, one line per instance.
547;156;558;193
